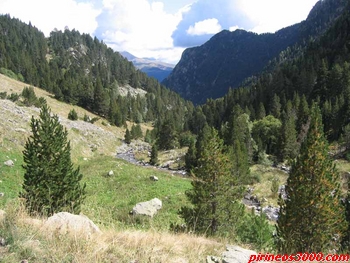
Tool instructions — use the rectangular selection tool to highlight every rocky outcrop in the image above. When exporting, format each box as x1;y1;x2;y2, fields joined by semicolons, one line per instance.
44;212;101;235
4;160;14;166
132;198;162;217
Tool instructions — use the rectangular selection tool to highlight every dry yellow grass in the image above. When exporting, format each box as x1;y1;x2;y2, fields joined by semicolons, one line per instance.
0;203;224;263
0;73;128;160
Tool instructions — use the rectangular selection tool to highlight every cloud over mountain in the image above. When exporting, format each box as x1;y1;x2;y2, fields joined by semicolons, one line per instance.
171;0;254;47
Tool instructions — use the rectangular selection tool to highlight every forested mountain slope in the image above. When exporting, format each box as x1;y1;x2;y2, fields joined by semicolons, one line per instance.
0;15;193;130
188;0;350;147
162;0;347;104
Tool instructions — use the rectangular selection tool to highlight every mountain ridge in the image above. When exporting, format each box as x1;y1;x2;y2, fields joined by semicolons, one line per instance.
162;0;347;104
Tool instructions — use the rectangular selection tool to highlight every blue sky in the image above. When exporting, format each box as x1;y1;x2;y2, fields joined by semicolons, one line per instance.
0;0;319;64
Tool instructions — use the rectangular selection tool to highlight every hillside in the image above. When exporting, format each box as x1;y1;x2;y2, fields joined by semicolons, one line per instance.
0;73;230;262
162;0;347;104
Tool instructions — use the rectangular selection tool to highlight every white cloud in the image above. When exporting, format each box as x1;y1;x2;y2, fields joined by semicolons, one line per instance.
0;0;101;36
0;0;321;64
237;0;318;33
229;25;240;32
186;18;222;36
95;0;188;63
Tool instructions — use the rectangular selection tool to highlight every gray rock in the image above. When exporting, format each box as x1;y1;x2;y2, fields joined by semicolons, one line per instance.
262;206;279;221
222;245;257;263
242;194;260;207
4;160;14;166
44;212;101;235
150;175;158;181
278;185;287;200
132;198;162;217
0;237;5;246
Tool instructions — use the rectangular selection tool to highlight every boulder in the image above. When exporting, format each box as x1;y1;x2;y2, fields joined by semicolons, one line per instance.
262;206;279;221
242;194;260;207
222;245;257;263
0;236;5;246
132;198;162;217
278;185;287;200
150;175;158;181
44;212;101;235
4;160;14;166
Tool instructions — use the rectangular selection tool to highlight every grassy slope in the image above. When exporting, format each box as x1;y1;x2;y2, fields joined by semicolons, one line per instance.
0;73;192;228
0;74;226;262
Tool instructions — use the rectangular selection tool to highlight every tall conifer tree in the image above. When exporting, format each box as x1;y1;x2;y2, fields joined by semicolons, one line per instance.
21;105;86;216
179;128;244;235
276;104;346;253
280;101;298;161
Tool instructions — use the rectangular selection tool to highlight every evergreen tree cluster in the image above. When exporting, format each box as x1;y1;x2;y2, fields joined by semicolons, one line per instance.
0;15;193;133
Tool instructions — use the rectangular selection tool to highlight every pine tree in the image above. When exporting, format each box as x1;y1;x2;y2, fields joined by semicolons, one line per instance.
280;101;298;161
276;103;346;253
21;105;86;216
185;139;197;172
270;93;281;119
230;139;251;185
125;128;131;144
157;120;178;150
179;128;244;236
130;124;143;140
149;144;159;166
256;102;266;120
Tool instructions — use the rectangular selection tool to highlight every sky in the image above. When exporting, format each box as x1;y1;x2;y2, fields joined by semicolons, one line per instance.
0;0;320;64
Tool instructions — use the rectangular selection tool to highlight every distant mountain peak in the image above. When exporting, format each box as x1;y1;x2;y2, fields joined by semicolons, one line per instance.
119;51;174;82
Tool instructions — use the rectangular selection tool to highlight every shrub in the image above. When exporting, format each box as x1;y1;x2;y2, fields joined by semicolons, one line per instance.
21;86;38;107
0;91;7;99
7;93;19;102
68;109;78;121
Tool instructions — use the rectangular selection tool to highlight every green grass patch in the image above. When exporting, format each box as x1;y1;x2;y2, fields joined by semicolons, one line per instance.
77;154;192;231
250;164;289;207
0;136;192;232
0;139;24;208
